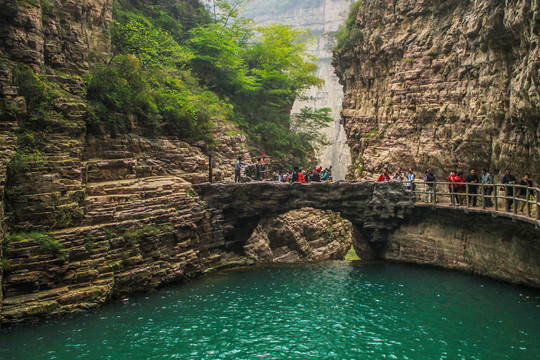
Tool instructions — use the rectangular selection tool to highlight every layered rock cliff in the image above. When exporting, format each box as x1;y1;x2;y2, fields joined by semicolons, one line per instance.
333;0;540;181
382;206;540;288
0;0;253;324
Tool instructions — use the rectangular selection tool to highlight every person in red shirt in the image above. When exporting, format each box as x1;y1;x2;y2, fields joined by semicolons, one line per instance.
457;171;466;205
447;171;461;206
377;169;391;182
298;169;307;183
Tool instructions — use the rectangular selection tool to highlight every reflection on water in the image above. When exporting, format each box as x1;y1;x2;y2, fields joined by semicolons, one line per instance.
1;262;539;360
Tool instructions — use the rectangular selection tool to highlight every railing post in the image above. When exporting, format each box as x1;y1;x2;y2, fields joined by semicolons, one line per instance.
525;187;530;217
513;184;518;214
494;184;498;212
466;183;470;207
433;181;437;203
450;182;454;205
481;184;486;209
208;154;213;183
536;188;540;221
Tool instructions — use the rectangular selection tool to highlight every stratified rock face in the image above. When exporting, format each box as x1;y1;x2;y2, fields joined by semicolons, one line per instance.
0;0;253;325
244;208;352;262
333;0;540;181
0;0;112;73
0;178;234;325
382;206;540;288
0;0;113;232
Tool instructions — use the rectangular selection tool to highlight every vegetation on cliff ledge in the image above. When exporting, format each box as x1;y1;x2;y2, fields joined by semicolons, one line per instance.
85;0;329;164
333;1;363;52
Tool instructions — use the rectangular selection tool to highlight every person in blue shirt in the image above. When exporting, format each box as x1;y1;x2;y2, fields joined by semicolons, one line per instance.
320;169;329;181
234;157;247;183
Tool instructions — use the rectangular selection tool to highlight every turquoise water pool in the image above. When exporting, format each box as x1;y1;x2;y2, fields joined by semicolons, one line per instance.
0;262;538;359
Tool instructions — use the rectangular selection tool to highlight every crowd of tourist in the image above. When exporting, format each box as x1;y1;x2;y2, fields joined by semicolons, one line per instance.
234;156;333;183
376;167;535;213
234;156;535;214
277;166;333;183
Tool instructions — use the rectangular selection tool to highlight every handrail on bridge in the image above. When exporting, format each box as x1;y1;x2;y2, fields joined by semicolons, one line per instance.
409;180;540;224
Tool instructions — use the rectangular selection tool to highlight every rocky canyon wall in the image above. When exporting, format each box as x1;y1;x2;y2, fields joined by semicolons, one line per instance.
333;0;540;182
0;0;253;325
247;0;353;179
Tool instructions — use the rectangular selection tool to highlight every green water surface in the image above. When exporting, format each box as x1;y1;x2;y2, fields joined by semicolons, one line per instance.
0;262;539;359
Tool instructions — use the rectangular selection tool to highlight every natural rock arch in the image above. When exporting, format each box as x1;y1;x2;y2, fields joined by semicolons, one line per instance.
193;181;414;256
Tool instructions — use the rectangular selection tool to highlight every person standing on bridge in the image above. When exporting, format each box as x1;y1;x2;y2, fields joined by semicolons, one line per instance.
393;167;405;182
298;169;307;183
519;174;533;215
378;169;390;182
234;157;247;183
406;168;416;191
481;169;494;207
423;169;435;203
291;167;299;183
448;171;461;206
255;158;262;180
466;168;479;206
312;169;321;182
261;154;267;180
501;169;517;212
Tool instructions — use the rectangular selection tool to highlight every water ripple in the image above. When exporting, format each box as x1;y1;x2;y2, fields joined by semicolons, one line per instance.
0;262;539;359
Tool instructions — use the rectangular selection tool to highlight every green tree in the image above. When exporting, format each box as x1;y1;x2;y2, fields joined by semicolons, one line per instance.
291;107;333;148
86;56;160;135
112;19;193;68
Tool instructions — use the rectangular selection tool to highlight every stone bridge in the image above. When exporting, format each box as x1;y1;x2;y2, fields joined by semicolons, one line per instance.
194;181;540;288
193;181;414;250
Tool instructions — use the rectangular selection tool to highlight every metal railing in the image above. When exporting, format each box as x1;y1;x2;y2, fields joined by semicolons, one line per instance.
409;181;540;222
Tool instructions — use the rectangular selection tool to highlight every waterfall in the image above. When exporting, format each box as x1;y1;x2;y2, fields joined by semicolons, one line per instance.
247;0;353;180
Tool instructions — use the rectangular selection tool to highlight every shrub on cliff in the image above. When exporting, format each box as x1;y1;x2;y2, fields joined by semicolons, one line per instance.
13;65;65;130
334;1;364;52
4;232;67;261
86;56;160;136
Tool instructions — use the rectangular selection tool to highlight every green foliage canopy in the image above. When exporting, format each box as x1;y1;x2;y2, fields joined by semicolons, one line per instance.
86;0;330;165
